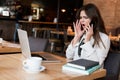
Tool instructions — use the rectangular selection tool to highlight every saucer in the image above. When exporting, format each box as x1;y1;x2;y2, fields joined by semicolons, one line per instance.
23;66;45;73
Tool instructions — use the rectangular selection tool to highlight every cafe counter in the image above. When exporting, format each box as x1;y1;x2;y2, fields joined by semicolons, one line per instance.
0;17;16;41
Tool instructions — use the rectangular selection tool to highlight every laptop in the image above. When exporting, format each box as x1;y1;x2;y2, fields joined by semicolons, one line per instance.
17;29;61;62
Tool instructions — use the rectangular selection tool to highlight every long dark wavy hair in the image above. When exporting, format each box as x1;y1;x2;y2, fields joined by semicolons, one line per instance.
76;3;107;48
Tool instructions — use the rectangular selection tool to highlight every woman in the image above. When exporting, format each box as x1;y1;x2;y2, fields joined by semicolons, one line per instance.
66;3;110;67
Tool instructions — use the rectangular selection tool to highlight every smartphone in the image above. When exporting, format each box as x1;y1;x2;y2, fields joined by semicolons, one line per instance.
90;20;95;27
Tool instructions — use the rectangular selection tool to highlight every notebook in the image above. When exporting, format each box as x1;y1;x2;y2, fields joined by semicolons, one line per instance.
66;59;99;70
17;29;61;62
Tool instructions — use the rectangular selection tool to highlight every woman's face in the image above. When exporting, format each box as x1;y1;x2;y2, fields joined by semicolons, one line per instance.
79;10;91;29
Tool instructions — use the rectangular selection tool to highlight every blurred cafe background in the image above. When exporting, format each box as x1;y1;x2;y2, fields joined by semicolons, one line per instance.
0;0;119;53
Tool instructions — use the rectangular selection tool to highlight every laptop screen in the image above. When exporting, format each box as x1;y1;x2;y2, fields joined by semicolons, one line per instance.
17;29;31;58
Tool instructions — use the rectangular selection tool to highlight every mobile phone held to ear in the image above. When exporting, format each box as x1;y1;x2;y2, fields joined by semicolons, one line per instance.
90;20;95;27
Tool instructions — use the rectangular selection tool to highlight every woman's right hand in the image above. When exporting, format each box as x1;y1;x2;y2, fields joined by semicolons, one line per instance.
72;20;85;46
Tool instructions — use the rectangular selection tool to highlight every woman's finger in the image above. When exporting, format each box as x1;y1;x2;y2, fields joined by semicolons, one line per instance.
73;22;77;35
78;20;81;31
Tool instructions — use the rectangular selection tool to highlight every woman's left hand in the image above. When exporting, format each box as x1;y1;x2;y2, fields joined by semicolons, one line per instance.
84;24;93;43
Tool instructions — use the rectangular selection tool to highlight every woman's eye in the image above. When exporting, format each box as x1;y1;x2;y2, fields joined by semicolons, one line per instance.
79;17;82;19
84;16;89;19
79;16;89;19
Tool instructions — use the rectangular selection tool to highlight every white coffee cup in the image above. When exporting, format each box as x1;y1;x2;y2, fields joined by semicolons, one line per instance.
23;57;42;71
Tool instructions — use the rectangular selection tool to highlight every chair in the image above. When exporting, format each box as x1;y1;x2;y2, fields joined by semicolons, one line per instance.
32;28;44;38
32;27;56;39
48;30;64;53
103;52;120;80
28;37;49;52
32;27;62;53
62;30;71;53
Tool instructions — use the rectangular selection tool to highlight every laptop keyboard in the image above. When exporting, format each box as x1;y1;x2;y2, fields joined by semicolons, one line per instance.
31;54;46;60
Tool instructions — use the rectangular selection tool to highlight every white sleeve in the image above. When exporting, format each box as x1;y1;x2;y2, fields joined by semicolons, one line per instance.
65;41;79;60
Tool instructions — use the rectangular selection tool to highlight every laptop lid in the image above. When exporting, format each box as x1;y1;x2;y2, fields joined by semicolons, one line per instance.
17;29;31;58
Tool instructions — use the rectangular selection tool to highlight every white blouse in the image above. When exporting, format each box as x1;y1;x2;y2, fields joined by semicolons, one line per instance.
66;32;110;66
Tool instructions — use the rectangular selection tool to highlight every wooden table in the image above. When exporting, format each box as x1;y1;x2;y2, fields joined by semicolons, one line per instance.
0;52;106;80
19;20;72;25
0;40;21;53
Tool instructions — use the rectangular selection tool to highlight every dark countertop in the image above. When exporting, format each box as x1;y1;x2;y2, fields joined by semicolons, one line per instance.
0;16;16;21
